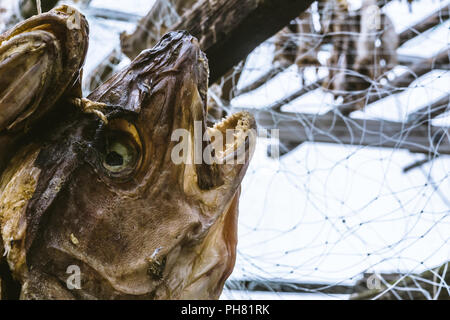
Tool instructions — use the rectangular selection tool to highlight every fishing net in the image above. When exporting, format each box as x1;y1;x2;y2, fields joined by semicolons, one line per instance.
0;0;448;299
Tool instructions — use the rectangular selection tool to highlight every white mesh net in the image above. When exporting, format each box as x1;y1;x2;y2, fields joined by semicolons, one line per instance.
225;0;450;300
0;0;448;299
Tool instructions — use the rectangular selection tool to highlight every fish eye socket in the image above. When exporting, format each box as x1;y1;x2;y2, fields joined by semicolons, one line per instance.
105;150;124;167
102;132;138;174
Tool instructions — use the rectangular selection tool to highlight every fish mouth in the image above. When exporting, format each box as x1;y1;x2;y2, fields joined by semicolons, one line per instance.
206;111;256;163
197;82;256;189
191;106;256;191
177;33;256;154
173;32;256;190
194;42;256;162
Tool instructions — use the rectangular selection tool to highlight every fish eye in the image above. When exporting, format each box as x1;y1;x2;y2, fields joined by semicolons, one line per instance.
102;132;139;174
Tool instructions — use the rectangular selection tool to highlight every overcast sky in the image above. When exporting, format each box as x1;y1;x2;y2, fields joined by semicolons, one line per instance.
1;0;448;299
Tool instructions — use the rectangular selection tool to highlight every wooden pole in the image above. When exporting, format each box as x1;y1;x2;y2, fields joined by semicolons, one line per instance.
250;109;450;155
172;0;315;83
351;261;450;300
235;5;449;97
87;0;315;91
407;94;450;124
226;279;358;295
337;48;450;115
398;6;449;46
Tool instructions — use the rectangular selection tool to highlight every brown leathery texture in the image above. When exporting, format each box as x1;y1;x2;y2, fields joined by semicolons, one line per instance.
0;5;89;133
0;8;255;298
0;145;41;279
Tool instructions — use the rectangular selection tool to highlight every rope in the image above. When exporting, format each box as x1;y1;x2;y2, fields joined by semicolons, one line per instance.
36;0;42;15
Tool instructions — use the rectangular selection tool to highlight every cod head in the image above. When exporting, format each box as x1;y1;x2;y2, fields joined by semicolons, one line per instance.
0;31;256;299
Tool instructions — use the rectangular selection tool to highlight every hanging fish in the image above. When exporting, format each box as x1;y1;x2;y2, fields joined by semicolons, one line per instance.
0;5;256;300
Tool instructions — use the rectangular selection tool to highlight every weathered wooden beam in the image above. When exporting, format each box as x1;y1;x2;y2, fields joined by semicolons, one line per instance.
364;48;450;105
235;4;449;98
88;0;314;92
236;48;450;111
400;95;450;171
407;94;450;124
226;262;450;299
397;54;449;70
85;49;122;92
398;6;449;46
267;87;450;155
403;156;436;173
87;0;197;91
351;261;450;300
120;0;197;60
226;279;358;295
336;47;450;115
246;39;449;156
172;0;315;83
235;65;287;96
237;50;449;102
386;48;450;91
252;110;450;155
269;77;325;111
